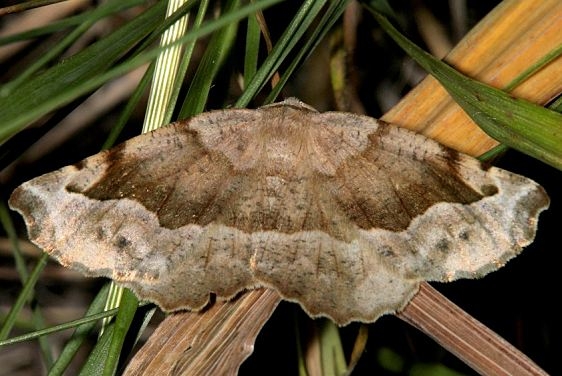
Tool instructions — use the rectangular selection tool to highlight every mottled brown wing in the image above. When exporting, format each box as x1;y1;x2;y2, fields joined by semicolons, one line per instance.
8;99;549;325
313;113;549;284
8;113;262;311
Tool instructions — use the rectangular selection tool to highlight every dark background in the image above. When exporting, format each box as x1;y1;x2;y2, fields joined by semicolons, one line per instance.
1;1;559;375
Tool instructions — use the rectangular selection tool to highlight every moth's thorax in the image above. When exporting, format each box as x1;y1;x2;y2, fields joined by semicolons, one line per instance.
195;105;377;178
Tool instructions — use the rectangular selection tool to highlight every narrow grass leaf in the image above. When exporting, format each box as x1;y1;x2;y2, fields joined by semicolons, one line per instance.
1;0;149;96
503;44;562;92
79;324;115;376
101;63;155;150
0;202;53;365
1;15;96;96
0;0;280;145
264;0;349;104
0;253;48;341
143;0;191;132
100;0;194;360
102;289;138;376
243;10;261;87
367;7;562;170
318;320;347;376
0;0;145;46
0;1;69;16
0;305;118;348
48;284;111;376
0;201;29;282
163;0;210;124
236;0;328;107
0;2;168;143
179;0;240;118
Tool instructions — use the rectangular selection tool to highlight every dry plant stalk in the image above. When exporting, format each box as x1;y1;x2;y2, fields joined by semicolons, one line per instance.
384;0;561;374
113;1;561;374
398;284;548;376
383;0;562;152
124;288;280;375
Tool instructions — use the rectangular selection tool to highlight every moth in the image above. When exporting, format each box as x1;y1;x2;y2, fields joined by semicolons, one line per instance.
9;98;549;325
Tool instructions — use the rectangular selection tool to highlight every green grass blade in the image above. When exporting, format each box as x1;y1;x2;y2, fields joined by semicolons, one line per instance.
47;284;111;376
1;16;96;96
102;289;138;376
264;0;349;103
163;0;210;124
318;320;347;376
130;306;157;348
0;1;69;16
0;253;49;341
479;94;562;163
243;9;261;87
101;0;193;362
0;305;120;348
477;144;509;162
367;7;562;170
0;0;148;97
101;0;206;366
0;202;53;365
100;283;125;336
131;0;199;55
236;0;328;107
0;0;280;145
101;63;155;150
179;0;241;118
0;0;145;46
143;1;191;132
0;201;29;282
79;324;115;376
503;44;562;92
0;2;168;143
